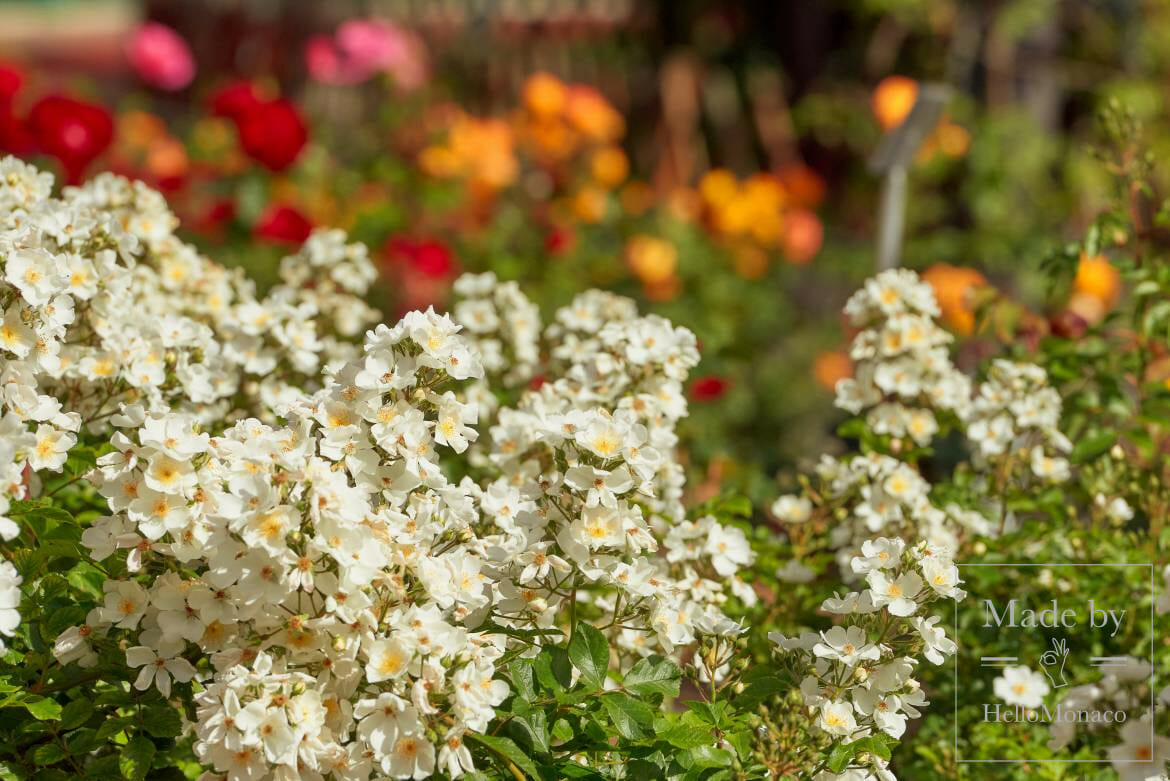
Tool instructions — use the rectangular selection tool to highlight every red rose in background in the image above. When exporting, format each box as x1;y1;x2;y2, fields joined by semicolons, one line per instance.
385;237;456;279
0;63;22;105
236;99;307;172
194;198;236;241
0;62;33;155
208;82;309;173
689;375;730;402
126;22;196;91
254;203;312;244
209;81;261;121
27;95;113;183
545;226;575;255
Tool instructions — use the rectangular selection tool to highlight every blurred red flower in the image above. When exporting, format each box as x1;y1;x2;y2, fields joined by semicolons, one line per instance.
126;22;196;91
545;226;575;255
689;375;730;402
193;198;236;240
254;203;312;244
385;237;456;279
236;98;307;172
208;81;261;121
0;62;22;105
0;63;32;155
27;95;113;183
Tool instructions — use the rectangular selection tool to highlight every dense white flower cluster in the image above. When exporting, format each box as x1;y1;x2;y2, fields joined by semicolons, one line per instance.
0;158;381;547
451;271;540;388
964;359;1071;481
64;312;500;779
473;286;753;658
772;269;1072;560
772;539;964;780
3;154;753;779
836;269;971;445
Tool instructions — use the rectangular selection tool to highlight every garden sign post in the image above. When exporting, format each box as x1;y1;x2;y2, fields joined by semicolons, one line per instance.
868;83;951;270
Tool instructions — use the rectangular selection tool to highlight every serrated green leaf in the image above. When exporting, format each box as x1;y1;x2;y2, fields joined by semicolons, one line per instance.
31;742;67;766
507;710;549;755
17;696;62;721
622;655;680;698
600;692;654;740
507;659;537;703
661;721;714;749
567;623;608;691
141;706;182;738
827;739;860;773
533;647;572;693
551;717;574;744
466;733;540;779
59;699;93;730
119;735;155;781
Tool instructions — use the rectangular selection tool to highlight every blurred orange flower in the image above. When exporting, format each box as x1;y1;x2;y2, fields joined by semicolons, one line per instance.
813;351;853;391
626;235;678;285
872;75;918;131
922;263;988;335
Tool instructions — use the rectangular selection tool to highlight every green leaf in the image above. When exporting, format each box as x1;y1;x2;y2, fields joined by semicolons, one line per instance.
94;717;131;742
17;695;62;721
31;743;67;766
508;659;537;703
661;721;715;749
466;733;541;779
1071;431;1114;464
533;647;572;693
600;692;654;740
59;699;94;730
622;655;680;698
119;735;156;781
507;710;549;755
683;745;734;769
551;717;574;745
827;739;860;773
67;562;105;598
141;706;182;738
567;623;608;690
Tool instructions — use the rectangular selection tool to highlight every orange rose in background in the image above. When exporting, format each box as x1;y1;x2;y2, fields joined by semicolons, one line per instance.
1068;252;1121;325
872;75;918;131
781;209;823;265
923;263;988;335
626;235;678;286
590;146;629;189
523;72;567;118
813;351;853;391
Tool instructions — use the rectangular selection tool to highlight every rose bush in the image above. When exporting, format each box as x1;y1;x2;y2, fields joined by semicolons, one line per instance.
1;131;1168;781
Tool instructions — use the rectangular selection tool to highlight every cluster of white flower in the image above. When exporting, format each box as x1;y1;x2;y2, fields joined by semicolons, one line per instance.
63;312;504;779
475;291;751;659
0;158;225;550
964;359;1071;481
1031;656;1170;779
771;539;965;780
772;269;1076;564
774;454;994;574
451;271;540;389
6;153;752;778
836;269;971;445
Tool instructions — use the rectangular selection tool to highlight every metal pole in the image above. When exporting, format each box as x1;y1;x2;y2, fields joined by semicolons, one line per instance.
876;164;907;270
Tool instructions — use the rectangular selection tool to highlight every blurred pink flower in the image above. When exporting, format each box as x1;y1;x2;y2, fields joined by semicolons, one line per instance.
306;19;426;89
126;22;196;91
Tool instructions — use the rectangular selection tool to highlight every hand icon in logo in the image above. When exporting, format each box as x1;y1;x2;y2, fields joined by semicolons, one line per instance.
1039;638;1070;689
